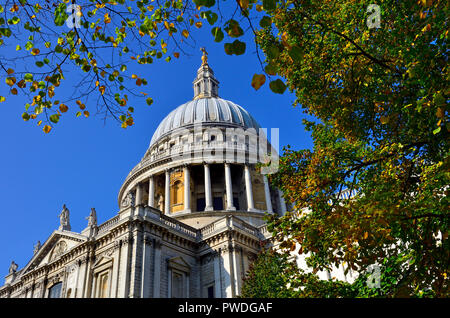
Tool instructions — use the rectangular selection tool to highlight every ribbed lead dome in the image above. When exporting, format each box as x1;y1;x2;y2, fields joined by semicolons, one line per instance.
149;97;261;147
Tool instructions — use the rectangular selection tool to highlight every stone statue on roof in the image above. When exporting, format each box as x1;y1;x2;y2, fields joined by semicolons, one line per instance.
86;208;97;227
9;261;18;274
33;241;41;255
58;204;71;231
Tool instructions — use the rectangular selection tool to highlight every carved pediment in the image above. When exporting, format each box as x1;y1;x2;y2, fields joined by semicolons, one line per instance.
167;256;191;273
19;231;88;276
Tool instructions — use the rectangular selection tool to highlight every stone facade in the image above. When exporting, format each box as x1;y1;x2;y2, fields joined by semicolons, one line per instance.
0;52;283;298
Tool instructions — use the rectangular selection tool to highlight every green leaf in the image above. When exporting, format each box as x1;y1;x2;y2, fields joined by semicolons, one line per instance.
262;0;277;11
211;27;224;42
264;63;277;75
49;114;60;123
259;16;272;28
0;28;12;37
146;97;153;106
433;126;441;135
269;79;287;94
288;46;304;62
267;45;280;60
224;19;244;38
35;61;44;67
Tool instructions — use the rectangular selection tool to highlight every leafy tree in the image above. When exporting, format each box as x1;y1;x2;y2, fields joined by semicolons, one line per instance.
241;246;356;298
241;247;298;298
259;0;449;297
1;0;447;297
0;0;261;132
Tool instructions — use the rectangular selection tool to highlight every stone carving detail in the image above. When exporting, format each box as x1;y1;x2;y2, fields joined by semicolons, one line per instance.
58;204;71;231
9;261;18;274
33;241;41;255
157;195;164;212
50;241;67;261
121;192;135;208
86;208;97;227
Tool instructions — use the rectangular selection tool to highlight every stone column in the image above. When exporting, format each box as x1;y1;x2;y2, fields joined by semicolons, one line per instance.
153;239;162;298
278;189;287;216
110;241;120;297
263;175;273;213
204;163;213;211
224;163;236;210
141;236;152;298
135;183;143;206
222;244;235;297
213;251;222;298
244;165;256;211
165;170;170;214
148;176;155;208
183;165;191;212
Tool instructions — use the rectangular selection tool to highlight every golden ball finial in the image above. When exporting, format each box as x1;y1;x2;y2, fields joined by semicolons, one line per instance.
200;47;208;65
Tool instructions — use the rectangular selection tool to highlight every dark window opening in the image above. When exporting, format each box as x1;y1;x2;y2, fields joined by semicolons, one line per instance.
233;197;240;210
48;282;62;298
197;198;206;211
213;197;223;210
207;286;214;298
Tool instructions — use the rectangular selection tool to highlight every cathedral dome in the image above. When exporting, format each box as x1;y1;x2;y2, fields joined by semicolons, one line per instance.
117;50;280;225
149;97;261;147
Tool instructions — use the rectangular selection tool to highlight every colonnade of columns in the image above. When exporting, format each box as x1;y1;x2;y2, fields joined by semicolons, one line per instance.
131;162;285;214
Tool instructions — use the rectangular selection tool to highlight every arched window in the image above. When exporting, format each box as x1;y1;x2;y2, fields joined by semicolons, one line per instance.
172;181;183;205
98;272;109;298
48;282;62;298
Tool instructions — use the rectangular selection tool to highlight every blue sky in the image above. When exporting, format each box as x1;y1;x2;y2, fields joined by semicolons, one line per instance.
0;18;314;279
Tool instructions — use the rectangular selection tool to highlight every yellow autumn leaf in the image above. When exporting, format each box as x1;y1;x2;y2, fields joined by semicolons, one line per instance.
182;29;189;38
422;24;431;32
31;48;40;55
126;117;134;126
251;74;266;91
84;111;89;118
59;104;68;113
6;68;14;75
99;85;106;95
6;77;16;86
195;22;202;29
104;13;111;24
380;116;389;124
43;125;52;133
132;74;138;79
37;120;42;126
10;88;18;95
238;0;249;9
